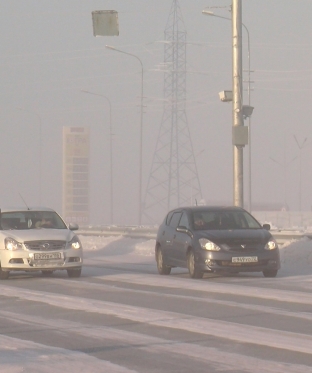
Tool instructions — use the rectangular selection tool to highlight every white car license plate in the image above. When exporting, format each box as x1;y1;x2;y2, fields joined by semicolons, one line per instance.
34;252;62;260
232;256;258;263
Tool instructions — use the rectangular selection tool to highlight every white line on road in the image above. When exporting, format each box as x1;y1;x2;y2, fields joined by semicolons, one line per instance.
0;285;312;355
0;310;311;373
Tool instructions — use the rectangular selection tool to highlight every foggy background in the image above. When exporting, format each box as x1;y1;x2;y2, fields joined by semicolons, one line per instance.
0;0;311;225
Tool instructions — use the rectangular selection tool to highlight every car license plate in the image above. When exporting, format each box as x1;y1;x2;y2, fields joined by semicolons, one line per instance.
232;256;258;263
34;252;62;260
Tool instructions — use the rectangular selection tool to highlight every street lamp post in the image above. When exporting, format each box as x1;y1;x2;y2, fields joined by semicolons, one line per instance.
106;45;144;225
17;107;42;205
232;0;244;208
293;135;307;211
202;5;252;211
81;90;114;224
244;24;252;213
269;155;297;210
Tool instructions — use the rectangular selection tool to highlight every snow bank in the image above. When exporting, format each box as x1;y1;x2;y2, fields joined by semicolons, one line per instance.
79;235;312;267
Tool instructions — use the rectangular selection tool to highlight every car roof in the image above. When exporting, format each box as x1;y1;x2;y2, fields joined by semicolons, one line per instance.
170;206;246;214
0;207;56;213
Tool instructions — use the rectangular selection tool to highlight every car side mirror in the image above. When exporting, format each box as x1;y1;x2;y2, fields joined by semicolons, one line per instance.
176;226;193;238
263;224;271;231
69;223;79;231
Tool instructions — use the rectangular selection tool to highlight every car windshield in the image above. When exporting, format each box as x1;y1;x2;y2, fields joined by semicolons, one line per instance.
192;210;262;231
0;211;67;230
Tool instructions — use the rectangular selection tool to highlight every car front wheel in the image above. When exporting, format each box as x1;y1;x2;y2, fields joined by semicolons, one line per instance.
0;265;9;280
187;251;204;279
263;269;278;278
156;248;171;275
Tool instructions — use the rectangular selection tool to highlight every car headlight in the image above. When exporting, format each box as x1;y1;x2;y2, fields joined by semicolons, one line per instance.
265;240;277;250
199;238;221;251
67;235;82;250
5;238;23;251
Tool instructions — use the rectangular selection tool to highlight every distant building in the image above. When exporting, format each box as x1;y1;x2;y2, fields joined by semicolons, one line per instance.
62;127;90;225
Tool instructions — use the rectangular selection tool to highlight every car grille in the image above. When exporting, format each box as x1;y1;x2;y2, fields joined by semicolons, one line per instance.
227;244;263;252
24;240;66;251
220;238;264;252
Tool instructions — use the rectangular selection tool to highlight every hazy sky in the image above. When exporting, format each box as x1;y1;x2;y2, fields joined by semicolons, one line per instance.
0;0;311;225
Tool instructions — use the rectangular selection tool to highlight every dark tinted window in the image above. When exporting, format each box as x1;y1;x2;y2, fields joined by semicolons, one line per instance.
192;210;262;230
169;212;182;228
166;211;174;225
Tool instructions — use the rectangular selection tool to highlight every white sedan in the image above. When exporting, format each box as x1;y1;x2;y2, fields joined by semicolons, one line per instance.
0;207;83;279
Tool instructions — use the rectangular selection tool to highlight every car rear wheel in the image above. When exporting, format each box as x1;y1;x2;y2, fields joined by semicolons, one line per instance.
187;251;204;279
67;268;82;278
0;265;9;280
263;269;278;278
156;248;171;275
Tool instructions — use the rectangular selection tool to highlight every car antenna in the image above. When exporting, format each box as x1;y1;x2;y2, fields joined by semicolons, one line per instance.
19;193;30;210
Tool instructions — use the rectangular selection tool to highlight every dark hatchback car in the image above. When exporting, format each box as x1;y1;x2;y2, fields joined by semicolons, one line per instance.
155;206;280;279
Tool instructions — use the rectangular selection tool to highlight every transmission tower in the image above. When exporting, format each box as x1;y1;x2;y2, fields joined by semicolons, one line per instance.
142;0;202;223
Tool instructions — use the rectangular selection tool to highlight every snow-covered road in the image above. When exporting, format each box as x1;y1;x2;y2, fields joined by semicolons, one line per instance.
0;236;311;372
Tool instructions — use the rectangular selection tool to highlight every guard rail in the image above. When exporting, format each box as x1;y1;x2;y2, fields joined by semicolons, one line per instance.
77;226;312;245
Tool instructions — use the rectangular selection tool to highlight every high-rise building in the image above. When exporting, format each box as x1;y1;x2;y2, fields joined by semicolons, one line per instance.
62;127;90;225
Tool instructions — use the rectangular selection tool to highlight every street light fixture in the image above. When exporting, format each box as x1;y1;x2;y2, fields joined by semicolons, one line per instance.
203;7;253;211
106;45;144;225
81;90;114;224
17;107;42;205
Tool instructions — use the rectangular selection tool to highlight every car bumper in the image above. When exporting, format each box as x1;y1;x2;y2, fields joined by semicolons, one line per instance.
0;249;83;272
194;249;280;273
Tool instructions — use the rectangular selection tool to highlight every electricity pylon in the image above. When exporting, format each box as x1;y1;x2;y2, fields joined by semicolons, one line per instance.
142;0;202;223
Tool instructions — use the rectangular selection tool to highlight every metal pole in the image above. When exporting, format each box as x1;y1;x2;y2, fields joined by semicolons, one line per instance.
106;45;144;225
243;24;252;212
294;135;307;211
202;8;250;210
139;66;143;225
81;90;114;224
109;101;113;223
232;0;244;207
269;154;297;209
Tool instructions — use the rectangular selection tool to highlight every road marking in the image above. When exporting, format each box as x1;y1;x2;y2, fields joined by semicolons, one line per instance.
0;334;138;373
45;276;312;322
98;272;312;304
0;310;311;373
0;285;312;355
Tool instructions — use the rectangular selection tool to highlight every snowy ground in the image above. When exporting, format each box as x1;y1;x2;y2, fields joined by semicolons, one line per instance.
1;235;312;372
78;234;312;268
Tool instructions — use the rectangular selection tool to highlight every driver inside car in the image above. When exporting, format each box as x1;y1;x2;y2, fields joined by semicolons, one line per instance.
35;216;54;228
193;214;205;229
